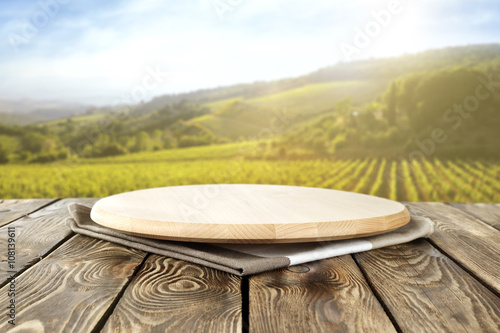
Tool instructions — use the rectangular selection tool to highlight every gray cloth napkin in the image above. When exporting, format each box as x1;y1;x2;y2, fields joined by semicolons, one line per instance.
66;203;434;276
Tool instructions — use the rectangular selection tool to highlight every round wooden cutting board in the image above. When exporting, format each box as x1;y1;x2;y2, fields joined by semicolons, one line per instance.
90;184;410;244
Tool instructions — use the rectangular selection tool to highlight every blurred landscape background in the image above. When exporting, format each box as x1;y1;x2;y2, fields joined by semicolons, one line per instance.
0;1;499;201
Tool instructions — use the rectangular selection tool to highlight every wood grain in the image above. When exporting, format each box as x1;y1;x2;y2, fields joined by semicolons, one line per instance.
0;198;97;284
449;203;500;231
0;234;146;332
0;199;55;227
406;202;500;294
91;184;410;243
249;255;396;333
102;255;242;332
354;239;500;333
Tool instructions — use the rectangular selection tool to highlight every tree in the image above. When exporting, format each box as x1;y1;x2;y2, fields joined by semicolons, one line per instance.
334;98;353;117
162;130;177;149
410;68;481;133
132;131;152;152
385;81;397;126
152;129;163;150
21;132;46;153
99;143;127;157
0;143;8;164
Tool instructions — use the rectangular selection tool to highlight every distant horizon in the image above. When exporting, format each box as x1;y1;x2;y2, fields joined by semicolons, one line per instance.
1;42;498;112
1;0;499;106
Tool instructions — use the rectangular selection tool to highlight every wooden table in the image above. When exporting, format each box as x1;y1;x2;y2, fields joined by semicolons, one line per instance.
0;199;499;332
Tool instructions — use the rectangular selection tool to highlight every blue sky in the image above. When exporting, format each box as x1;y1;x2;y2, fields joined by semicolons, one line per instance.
1;0;499;105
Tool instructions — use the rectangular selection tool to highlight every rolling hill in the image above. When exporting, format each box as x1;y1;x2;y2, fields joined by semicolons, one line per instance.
1;44;500;163
0;99;87;125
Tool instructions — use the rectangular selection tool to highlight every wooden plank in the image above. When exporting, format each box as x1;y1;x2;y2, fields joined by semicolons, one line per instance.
249;255;397;333
0;235;146;332
0;199;55;227
406;202;500;294
354;239;500;333
449;203;500;231
101;255;242;332
0;198;98;284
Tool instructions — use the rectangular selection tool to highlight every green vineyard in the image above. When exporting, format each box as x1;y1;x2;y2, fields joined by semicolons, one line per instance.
1;146;499;202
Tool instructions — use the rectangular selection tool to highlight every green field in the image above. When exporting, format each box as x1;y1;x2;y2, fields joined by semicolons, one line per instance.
247;80;386;114
203;97;242;112
1;143;498;201
189;80;388;140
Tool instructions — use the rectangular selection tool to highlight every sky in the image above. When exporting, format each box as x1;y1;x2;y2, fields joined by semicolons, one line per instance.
0;0;499;105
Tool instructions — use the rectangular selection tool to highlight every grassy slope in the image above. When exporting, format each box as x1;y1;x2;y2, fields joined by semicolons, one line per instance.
83;141;259;163
189;113;265;139
247;80;386;114
192;80;387;140
203;97;242;112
